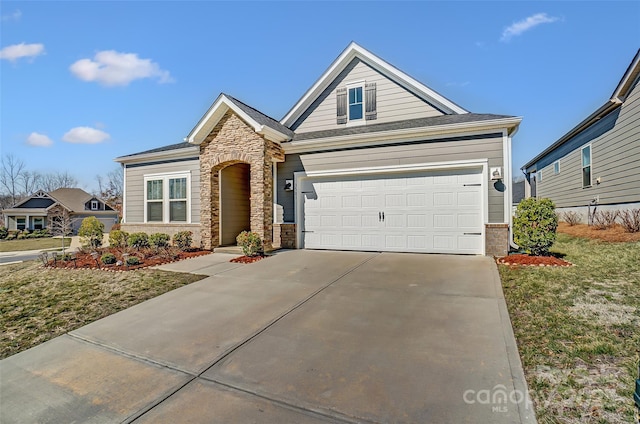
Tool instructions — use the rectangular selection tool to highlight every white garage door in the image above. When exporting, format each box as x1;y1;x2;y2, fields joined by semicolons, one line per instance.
301;168;483;254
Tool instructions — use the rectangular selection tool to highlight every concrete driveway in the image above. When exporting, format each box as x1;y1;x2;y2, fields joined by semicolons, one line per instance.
0;250;535;423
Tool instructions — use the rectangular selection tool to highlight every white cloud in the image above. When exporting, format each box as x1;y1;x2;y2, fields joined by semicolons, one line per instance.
1;9;22;21
69;50;173;86
26;132;53;147
62;127;110;144
501;13;559;42
0;42;45;62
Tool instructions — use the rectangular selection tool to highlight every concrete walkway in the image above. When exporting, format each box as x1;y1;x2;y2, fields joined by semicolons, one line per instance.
0;250;535;423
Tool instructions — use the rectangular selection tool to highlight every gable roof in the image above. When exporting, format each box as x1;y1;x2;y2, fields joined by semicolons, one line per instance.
523;49;640;171
281;42;468;128
186;93;294;145
4;188;114;214
117;141;195;158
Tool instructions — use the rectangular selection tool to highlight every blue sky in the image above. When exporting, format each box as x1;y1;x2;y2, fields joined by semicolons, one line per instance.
1;1;639;193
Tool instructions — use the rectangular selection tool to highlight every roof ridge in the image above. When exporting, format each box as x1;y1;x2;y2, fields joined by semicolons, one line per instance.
223;94;292;129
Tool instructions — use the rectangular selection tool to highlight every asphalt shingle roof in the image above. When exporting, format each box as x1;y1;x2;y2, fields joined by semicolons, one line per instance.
224;94;295;138
118;142;197;158
291;113;514;141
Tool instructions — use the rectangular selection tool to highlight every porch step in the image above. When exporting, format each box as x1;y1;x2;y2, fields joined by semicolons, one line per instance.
214;246;244;255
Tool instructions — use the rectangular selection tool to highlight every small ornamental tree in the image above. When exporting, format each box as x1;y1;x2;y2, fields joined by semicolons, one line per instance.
78;216;104;249
236;231;263;257
513;197;558;256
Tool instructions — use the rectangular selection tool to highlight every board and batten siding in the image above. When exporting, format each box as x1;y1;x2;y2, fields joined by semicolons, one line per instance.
220;164;251;245
124;159;201;223
537;79;640;208
277;134;505;223
292;59;444;133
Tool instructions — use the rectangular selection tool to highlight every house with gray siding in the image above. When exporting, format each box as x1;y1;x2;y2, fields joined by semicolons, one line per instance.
522;49;640;221
116;42;521;256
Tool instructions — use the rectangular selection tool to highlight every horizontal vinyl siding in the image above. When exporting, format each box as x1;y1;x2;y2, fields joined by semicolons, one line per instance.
277;135;505;223
124;159;200;223
293;59;444;134
537;79;640;207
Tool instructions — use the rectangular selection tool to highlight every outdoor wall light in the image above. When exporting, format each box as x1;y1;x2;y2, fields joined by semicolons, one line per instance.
490;167;503;181
284;179;293;191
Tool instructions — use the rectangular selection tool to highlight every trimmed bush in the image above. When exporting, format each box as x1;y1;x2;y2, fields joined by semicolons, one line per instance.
513;197;558;256
127;232;149;249
79;216;104;248
172;231;193;250
149;233;170;249
126;256;140;266
561;211;582;226
109;230;129;248
0;226;9;239
236;231;263;257
101;253;117;264
619;209;640;233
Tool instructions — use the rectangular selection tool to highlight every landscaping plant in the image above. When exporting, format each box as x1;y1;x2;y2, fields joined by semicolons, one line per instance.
149;233;170;249
172;231;192;250
0;226;8;239
125;256;140;266
78;216;104;249
513;197;558;256
127;232;149;249
100;253;117;265
619;209;640;233
236;231;263;257
561;211;582;226
108;230;129;248
592;210;619;230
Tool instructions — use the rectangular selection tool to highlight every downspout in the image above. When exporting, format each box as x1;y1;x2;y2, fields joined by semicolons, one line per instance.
507;127;520;251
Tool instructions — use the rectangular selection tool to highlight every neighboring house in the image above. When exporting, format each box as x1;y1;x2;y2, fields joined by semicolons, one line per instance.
522;49;640;221
116;42;521;256
2;188;118;234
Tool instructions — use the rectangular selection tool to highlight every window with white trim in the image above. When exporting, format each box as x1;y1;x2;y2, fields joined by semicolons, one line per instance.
537;170;542;183
348;86;363;121
553;161;560;175
33;217;44;230
16;217;26;230
582;146;591;187
91;200;99;210
144;173;190;223
336;81;377;124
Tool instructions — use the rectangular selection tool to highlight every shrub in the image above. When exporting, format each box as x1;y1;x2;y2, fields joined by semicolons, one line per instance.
109;230;129;248
591;210;618;230
101;253;117;264
236;231;263;257
0;226;9;239
619;209;640;233
149;233;170;249
513;197;558;256
172;231;193;250
561;211;582;226
16;230;28;240
6;230;18;240
78;216;105;248
127;232;149;249
126;256;140;266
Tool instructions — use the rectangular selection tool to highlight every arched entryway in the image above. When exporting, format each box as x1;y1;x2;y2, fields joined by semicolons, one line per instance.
219;163;251;246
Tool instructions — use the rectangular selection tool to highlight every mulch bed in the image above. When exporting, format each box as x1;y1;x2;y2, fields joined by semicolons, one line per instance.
497;254;573;267
230;255;266;264
45;248;212;271
558;222;640;243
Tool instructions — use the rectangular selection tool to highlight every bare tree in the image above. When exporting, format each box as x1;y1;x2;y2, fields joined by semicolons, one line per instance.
48;205;75;255
20;170;43;195
95;166;123;215
0;154;27;205
40;171;78;192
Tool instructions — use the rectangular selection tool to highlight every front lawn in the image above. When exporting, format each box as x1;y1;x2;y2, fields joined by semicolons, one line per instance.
0;237;71;252
500;233;639;423
0;261;206;359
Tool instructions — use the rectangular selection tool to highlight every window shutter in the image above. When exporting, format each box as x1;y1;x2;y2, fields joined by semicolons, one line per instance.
365;82;377;120
336;87;347;124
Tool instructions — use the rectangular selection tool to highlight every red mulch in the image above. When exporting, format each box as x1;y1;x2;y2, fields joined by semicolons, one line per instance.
230;255;266;264
45;248;212;271
497;254;573;267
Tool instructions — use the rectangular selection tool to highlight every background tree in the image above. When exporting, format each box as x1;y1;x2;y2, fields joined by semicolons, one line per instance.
95;166;123;216
0;154;27;205
40;171;78;192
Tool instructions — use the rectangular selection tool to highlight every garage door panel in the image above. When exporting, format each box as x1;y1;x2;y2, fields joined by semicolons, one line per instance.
302;169;483;254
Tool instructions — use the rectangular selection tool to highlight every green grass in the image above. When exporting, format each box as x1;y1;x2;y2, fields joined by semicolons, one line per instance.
500;233;640;423
0;261;206;359
0;237;71;252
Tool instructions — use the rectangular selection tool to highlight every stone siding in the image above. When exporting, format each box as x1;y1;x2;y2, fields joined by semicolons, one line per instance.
485;223;509;257
274;223;297;249
199;112;284;250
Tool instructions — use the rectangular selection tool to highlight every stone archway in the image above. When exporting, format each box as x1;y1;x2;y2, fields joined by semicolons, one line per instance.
199;112;284;250
219;163;250;245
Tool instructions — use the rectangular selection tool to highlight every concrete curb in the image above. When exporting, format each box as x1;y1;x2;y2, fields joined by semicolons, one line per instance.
491;261;538;424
